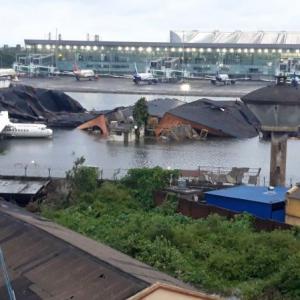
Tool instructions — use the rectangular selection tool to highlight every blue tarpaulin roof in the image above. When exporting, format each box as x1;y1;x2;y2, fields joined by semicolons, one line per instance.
205;186;287;204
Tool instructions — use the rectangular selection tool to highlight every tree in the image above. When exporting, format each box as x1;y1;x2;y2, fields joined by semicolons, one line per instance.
66;156;99;202
133;97;148;140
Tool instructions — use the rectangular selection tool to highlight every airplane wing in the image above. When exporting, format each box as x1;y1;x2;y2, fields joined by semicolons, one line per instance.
204;75;216;80
233;76;251;81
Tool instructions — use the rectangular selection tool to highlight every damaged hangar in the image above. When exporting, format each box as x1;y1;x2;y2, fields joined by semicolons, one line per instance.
155;99;260;139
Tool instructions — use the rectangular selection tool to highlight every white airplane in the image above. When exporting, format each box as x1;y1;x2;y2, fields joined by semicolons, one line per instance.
0;68;18;80
205;73;237;85
0;111;53;138
286;73;300;87
73;64;98;81
133;63;158;84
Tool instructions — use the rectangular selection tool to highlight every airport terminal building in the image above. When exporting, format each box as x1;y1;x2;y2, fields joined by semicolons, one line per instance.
21;31;300;78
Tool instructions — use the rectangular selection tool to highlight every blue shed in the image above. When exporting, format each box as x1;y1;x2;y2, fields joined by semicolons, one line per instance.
205;186;287;222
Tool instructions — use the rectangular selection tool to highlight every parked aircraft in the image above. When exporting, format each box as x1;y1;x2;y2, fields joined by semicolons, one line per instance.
0;111;52;138
205;73;237;85
133;63;158;84
73;64;98;81
287;73;300;87
0;69;18;80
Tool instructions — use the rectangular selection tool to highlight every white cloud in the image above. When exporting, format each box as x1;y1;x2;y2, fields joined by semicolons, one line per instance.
1;0;300;45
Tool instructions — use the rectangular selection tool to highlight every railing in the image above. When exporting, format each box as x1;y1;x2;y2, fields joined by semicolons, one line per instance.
0;164;295;187
0;248;16;300
0;164;129;181
180;166;262;186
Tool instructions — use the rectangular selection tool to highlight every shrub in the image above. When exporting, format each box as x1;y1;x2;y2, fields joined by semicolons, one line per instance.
122;167;178;209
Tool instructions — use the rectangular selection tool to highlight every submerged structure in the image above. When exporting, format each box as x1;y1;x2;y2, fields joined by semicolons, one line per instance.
242;76;300;186
0;84;94;127
155;99;259;139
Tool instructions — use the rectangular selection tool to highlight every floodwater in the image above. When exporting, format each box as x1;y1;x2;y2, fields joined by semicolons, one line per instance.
0;92;299;184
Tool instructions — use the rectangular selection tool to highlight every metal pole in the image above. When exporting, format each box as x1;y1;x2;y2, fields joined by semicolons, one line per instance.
0;248;16;300
182;31;185;81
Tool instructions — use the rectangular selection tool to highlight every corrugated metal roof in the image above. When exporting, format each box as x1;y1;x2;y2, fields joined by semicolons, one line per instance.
205;186;287;204
0;179;47;195
147;98;184;118
171;30;300;45
0;211;147;299
0;201;195;299
166;99;259;138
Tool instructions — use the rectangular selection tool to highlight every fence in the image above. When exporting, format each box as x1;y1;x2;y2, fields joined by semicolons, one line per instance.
0;164;130;181
0;164;295;187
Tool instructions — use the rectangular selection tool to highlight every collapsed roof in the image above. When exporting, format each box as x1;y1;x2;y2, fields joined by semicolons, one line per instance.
164;99;259;138
147;98;184;118
103;98;184;122
0;84;94;127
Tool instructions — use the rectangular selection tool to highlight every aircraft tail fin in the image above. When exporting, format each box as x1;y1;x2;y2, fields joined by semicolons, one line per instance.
73;63;80;72
134;63;138;74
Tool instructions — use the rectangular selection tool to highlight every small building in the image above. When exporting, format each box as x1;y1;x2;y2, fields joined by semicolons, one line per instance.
0;178;50;206
128;282;221;300
286;184;300;226
155;99;259;139
77;114;108;136
108;122;144;142
205;185;287;222
147;98;184;133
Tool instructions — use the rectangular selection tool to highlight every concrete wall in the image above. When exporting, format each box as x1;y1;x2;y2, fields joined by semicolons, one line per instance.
286;191;300;225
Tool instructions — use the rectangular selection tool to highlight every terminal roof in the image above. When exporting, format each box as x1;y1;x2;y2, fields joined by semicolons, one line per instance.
170;30;300;45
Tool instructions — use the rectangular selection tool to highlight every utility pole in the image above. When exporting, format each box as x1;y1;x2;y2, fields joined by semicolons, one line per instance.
182;30;185;80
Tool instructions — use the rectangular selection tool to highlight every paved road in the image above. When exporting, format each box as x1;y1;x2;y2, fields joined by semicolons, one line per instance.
15;76;269;97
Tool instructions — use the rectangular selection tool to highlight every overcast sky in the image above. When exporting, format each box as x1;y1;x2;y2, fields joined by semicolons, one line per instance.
2;0;300;45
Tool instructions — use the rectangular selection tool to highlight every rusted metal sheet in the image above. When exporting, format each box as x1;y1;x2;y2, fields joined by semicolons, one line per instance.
0;212;147;299
0;202;195;299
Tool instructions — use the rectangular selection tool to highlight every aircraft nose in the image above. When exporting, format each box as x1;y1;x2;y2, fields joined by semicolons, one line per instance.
47;129;53;136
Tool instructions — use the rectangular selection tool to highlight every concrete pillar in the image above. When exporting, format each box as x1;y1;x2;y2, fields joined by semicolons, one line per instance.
123;131;129;145
270;132;288;187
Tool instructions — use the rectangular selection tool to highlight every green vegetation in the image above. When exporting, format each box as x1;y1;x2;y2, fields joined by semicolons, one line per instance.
132;97;148;139
0;46;22;68
41;162;300;300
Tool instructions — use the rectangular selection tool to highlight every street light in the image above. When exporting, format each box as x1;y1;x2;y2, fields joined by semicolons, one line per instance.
180;83;190;102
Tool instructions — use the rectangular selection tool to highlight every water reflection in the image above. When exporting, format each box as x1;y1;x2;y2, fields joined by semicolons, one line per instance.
0;92;299;184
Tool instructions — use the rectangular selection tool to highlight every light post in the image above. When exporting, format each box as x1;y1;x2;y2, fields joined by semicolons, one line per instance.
182;31;185;80
167;166;173;187
180;83;190;102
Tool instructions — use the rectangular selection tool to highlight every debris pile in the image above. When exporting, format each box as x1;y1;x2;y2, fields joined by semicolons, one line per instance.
0;84;95;127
